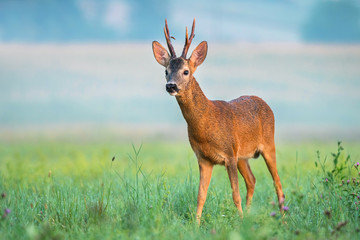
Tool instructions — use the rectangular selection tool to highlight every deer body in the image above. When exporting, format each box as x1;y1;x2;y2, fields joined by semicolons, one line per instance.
177;80;270;163
152;19;284;225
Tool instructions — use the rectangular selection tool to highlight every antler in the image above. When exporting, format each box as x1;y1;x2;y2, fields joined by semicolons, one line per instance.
164;19;176;58
181;18;195;59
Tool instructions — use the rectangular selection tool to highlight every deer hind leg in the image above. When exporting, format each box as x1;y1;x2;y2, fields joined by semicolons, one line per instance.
196;160;213;225
261;145;285;210
237;159;256;210
226;158;243;217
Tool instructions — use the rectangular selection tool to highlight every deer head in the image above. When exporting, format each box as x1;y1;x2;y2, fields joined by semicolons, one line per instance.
152;19;208;96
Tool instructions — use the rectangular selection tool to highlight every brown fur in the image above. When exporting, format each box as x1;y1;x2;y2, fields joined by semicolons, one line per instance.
152;19;285;225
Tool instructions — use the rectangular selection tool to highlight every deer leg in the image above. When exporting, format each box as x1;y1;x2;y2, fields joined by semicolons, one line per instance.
196;160;213;225
237;159;256;210
261;146;285;210
226;158;243;217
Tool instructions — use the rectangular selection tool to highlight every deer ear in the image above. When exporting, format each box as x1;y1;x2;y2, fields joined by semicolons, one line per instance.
189;41;208;68
152;41;170;67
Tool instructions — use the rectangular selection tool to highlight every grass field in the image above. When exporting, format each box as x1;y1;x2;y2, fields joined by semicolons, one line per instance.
1;42;359;239
1;140;360;239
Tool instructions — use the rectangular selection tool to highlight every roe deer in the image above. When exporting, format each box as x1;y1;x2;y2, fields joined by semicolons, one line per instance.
152;19;285;225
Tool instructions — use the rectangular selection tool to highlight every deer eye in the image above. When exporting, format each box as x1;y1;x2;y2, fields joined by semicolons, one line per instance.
183;70;189;75
165;70;168;75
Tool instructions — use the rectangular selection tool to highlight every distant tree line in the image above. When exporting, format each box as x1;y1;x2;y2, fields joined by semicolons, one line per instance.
0;0;168;42
302;0;360;43
1;0;360;43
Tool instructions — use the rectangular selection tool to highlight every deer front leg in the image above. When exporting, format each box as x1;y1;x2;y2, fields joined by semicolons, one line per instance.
196;160;213;225
226;158;243;217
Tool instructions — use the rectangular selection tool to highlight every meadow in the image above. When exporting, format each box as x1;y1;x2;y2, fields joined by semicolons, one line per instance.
1;43;360;239
1;139;360;239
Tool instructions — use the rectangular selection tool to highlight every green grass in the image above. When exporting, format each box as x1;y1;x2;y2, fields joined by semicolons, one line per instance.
1;140;360;239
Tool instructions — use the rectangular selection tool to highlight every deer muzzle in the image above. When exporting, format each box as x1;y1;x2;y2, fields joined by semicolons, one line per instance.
166;83;179;95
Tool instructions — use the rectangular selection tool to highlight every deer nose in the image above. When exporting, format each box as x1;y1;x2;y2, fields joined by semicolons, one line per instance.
166;83;179;93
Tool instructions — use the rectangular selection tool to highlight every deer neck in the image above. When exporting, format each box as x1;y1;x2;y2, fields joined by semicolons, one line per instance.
175;77;211;126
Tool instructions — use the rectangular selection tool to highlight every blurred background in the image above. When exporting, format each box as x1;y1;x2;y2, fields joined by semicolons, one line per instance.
0;0;359;142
